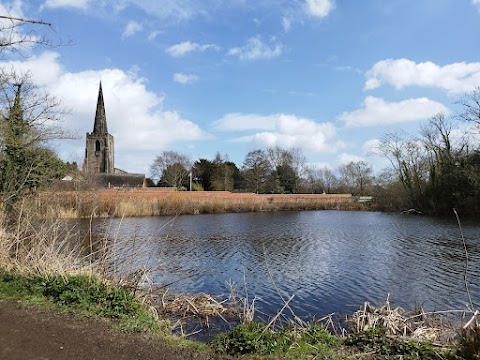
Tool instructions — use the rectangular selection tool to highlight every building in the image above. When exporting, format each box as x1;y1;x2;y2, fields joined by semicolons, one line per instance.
83;82;145;188
84;82;114;174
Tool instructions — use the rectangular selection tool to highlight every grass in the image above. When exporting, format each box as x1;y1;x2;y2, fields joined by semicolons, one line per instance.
344;328;442;360
210;322;343;358
0;272;168;333
32;189;360;218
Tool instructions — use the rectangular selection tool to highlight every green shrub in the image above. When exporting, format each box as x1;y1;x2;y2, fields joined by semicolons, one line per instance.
42;275;142;319
0;272;167;333
345;328;441;359
0;272;44;299
210;322;340;357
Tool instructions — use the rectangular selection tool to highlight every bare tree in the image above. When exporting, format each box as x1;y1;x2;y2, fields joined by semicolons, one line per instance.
458;86;480;126
150;151;192;189
338;161;372;196
304;165;338;193
376;130;429;203
0;13;66;57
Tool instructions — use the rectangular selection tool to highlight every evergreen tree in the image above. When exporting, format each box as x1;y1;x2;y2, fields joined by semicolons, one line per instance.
0;81;66;212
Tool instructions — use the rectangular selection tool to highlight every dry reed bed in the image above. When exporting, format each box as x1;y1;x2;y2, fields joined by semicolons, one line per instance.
157;289;238;321
34;190;356;218
346;295;459;345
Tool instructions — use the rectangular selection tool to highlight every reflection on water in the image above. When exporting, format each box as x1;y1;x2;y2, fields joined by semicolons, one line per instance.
82;211;480;318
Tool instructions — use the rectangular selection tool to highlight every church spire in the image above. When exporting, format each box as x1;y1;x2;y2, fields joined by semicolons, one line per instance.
93;81;108;134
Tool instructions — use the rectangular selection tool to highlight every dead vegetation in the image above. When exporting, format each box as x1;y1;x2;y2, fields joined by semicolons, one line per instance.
32;189;357;218
346;294;461;345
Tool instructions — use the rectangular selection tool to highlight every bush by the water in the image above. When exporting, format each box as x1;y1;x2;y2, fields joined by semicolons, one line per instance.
345;328;442;360
42;275;141;319
210;322;341;357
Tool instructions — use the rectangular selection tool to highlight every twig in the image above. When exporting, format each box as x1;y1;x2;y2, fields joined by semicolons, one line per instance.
464;310;479;329
156;269;208;289
262;293;295;333
453;208;475;312
0;15;52;27
263;244;302;323
407;309;473;320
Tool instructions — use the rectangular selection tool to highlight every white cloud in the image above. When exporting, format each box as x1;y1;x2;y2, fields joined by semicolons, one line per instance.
147;30;162;41
362;138;382;155
365;58;480;94
228;36;283;61
473;0;480;7
337;153;364;165
282;17;292;32
173;72;199;84
0;51;210;173
214;113;341;153
43;0;199;20
165;41;219;57
43;0;91;9
305;0;335;18
0;1;23;17
339;96;449;127
0;51;64;86
122;21;142;38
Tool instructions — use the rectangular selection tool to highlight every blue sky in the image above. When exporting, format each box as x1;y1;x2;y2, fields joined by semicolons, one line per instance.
2;0;480;175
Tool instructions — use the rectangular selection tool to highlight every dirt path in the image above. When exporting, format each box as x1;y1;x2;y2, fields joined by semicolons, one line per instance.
0;302;232;360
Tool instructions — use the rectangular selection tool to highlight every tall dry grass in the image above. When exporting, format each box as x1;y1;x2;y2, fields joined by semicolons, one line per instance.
0;198;159;290
32;189;358;219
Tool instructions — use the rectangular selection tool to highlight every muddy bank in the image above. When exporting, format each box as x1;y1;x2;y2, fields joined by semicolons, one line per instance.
0;301;233;360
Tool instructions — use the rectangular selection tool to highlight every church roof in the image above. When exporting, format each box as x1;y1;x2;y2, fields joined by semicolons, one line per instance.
92;81;108;134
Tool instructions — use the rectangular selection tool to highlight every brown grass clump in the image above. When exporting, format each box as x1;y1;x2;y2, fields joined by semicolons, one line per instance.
347;294;458;344
158;289;238;320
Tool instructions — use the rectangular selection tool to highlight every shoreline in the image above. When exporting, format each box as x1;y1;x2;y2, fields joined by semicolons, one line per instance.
0;272;465;359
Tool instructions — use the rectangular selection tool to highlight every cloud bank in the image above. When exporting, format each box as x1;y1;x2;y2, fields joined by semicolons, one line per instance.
340;96;449;127
365;58;480;94
214;113;341;153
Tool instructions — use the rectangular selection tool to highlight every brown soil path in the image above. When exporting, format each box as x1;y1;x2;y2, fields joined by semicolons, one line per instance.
0;302;233;360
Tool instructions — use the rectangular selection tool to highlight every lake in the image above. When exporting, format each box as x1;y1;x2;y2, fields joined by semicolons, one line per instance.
84;210;480;319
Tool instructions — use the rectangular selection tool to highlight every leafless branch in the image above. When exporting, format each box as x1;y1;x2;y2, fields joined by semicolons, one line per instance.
0;15;52;27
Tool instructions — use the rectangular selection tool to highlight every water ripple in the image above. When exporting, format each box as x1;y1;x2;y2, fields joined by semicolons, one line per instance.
80;211;480;318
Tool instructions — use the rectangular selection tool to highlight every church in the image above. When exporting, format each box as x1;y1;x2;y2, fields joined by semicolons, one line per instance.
83;82;145;188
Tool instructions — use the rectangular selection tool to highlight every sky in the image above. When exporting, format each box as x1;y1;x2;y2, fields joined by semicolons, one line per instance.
1;0;480;175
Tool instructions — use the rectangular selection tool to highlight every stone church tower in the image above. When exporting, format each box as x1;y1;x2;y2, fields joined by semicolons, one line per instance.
84;82;115;174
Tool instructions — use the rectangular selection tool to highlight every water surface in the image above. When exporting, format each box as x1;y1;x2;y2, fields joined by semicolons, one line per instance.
85;211;480;318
